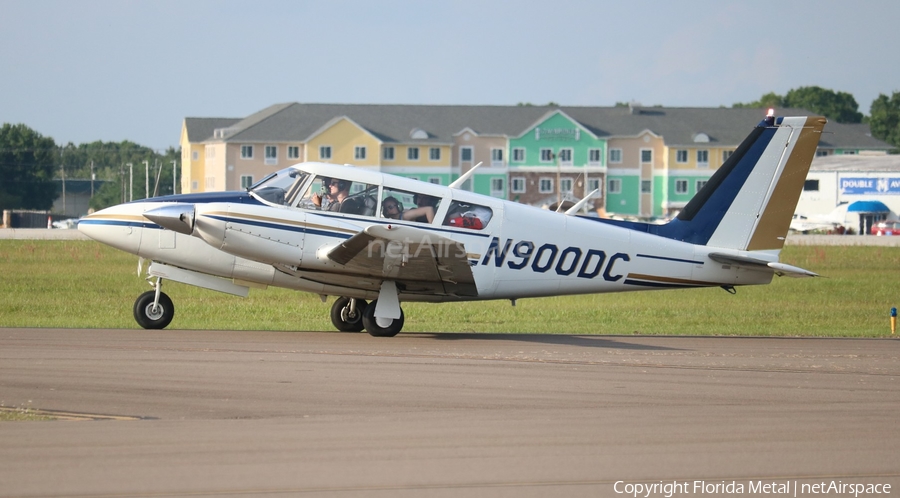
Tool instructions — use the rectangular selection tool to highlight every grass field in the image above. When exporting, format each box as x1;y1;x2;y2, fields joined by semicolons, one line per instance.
0;240;897;337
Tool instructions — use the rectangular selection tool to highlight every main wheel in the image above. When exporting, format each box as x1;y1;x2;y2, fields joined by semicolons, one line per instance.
330;297;367;332
362;299;404;337
133;290;175;329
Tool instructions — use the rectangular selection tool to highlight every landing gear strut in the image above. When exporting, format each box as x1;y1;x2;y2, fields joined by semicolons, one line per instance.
133;276;174;329
330;297;368;332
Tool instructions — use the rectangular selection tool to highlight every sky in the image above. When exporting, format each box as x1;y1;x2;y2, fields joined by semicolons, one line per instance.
2;0;899;151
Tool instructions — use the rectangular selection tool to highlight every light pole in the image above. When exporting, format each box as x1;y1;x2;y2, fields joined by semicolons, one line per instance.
144;160;149;199
128;163;133;202
172;160;177;194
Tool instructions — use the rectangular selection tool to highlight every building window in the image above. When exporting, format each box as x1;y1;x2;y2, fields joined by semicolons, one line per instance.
511;177;526;193
429;147;440;161
641;180;652;193
722;150;733;162
460;146;473;162
355;146;366;160
540;148;554;162
539;177;553;193
608;179;621;194
675;179;688;194
676;150;688;163
696;180;708;191
803;179;820;191
241;175;254;189
319;146;332;160
205;176;215;189
288;146;300;159
560;178;573;193
512;147;525;162
265;145;277;165
491;148;504;166
697;150;709;166
558;148;573;165
408;147;419;161
490;178;504;197
429;177;441;185
609;148;622;164
192;151;199;161
587;178;600;193
241;145;253;159
641;149;652;163
383;146;395;160
816;150;830;157
588;148;602;165
843;150;857;155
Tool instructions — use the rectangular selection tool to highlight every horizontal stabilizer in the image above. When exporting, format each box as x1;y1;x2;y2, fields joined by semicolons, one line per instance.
708;252;818;278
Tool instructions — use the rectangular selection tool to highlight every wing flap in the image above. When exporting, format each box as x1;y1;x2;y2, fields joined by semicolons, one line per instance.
325;224;478;297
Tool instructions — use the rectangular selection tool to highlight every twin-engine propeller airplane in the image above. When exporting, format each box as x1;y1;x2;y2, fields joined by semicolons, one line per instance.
79;112;825;336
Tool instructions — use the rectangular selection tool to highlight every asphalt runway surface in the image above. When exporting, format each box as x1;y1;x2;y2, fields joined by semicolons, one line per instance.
1;329;898;498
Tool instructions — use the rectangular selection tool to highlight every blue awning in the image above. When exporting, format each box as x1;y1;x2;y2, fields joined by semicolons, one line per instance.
847;200;891;213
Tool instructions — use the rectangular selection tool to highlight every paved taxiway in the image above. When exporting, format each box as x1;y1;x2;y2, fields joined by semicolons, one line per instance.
1;328;898;497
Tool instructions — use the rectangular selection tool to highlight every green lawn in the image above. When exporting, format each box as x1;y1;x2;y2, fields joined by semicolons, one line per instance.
0;240;897;337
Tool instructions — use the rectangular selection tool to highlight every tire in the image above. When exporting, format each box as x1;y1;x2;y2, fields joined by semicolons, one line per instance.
362;299;404;337
133;290;175;329
330;297;367;332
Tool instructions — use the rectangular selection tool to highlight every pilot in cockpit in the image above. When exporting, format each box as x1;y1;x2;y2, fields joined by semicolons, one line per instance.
312;178;351;212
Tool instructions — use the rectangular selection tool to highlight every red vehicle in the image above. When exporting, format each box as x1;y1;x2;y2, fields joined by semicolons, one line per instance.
871;221;900;236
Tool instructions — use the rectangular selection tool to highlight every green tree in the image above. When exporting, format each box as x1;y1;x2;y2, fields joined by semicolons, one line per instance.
0;124;58;212
732;92;785;109
783;86;863;123
868;91;900;150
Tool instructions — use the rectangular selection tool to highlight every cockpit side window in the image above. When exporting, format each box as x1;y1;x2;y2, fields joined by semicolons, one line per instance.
442;200;492;230
297;175;378;216
381;188;441;224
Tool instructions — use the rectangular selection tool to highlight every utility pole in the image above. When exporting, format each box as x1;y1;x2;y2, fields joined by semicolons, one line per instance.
90;160;95;197
128;163;133;202
144;160;149;200
172;160;177;195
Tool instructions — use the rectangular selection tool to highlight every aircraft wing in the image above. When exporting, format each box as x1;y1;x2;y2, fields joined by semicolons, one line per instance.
323;224;478;297
707;252;818;278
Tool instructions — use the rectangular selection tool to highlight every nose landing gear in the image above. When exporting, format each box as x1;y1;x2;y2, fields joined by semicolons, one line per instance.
133;276;174;329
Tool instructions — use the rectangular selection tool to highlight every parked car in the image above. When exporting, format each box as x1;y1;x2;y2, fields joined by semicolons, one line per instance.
871;221;900;236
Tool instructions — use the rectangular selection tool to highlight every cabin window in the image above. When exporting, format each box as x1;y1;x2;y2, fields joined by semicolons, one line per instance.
442;200;493;230
380;187;441;224
296;175;378;215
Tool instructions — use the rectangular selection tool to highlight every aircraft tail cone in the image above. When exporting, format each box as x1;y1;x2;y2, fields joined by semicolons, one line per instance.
143;204;195;235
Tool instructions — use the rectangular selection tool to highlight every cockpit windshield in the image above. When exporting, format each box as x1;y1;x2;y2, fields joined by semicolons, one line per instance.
249;168;310;206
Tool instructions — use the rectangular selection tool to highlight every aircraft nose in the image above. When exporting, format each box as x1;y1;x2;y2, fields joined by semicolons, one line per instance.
143;204;195;235
77;204;145;255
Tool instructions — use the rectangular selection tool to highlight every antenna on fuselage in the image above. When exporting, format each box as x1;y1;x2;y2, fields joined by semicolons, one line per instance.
564;189;600;216
449;162;483;189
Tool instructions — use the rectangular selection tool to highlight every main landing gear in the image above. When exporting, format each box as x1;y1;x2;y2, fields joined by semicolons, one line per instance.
331;297;404;337
133;276;174;329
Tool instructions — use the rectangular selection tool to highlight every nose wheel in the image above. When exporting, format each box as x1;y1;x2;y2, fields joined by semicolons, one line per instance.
133;276;174;329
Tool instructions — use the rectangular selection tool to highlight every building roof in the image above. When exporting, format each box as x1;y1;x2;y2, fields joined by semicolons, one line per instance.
183;104;893;150
811;154;900;172
183;117;240;143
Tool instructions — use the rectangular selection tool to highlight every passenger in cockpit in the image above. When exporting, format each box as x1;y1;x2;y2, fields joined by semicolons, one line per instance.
382;196;435;223
313;178;353;212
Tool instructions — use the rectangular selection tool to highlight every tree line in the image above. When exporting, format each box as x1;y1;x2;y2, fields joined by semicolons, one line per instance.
1;86;899;215
0;124;179;214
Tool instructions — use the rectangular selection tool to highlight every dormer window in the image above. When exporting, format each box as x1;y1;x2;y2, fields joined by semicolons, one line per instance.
410;128;429;139
693;133;710;143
